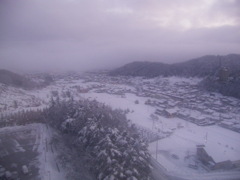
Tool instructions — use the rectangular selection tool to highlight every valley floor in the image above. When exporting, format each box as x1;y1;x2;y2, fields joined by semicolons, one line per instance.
1;73;240;180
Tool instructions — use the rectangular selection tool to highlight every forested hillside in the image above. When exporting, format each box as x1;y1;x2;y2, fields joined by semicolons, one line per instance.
0;69;54;89
110;54;240;98
110;54;240;78
0;69;36;89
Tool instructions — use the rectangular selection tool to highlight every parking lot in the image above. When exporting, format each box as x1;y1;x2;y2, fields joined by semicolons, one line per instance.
0;124;41;180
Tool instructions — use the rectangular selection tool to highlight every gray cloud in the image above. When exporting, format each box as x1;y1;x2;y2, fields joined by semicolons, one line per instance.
0;0;239;72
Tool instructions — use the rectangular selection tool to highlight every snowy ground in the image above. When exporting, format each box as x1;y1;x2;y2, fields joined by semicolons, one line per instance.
1;74;240;180
78;79;240;179
80;91;240;179
149;123;240;179
81;92;156;129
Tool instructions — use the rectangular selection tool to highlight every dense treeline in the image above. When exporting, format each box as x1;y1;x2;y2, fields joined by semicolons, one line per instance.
200;76;240;99
0;109;45;127
0;91;152;179
46;95;151;180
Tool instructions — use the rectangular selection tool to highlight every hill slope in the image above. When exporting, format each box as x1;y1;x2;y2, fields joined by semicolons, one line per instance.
110;54;240;98
110;54;240;78
0;69;36;89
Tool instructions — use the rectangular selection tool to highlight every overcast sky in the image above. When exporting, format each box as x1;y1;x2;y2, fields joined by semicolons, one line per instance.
0;0;240;72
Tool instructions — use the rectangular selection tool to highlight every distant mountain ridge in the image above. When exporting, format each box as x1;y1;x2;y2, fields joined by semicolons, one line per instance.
0;69;53;89
110;54;240;99
0;69;54;89
0;69;35;89
110;54;240;78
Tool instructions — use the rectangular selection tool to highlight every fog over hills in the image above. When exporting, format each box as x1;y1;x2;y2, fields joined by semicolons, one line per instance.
0;69;53;89
1;1;240;180
0;69;35;89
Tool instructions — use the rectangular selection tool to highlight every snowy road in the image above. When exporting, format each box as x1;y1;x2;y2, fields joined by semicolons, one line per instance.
37;124;65;180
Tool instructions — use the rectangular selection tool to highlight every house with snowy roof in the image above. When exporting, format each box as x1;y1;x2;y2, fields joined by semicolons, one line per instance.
197;144;240;170
162;108;179;118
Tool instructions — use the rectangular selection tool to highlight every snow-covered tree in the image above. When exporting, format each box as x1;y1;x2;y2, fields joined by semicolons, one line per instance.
45;94;151;180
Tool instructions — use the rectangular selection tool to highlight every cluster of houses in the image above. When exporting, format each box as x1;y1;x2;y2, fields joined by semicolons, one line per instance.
80;74;240;172
79;73;240;132
135;79;240;132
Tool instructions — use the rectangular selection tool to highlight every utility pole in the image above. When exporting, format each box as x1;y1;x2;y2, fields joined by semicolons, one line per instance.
205;132;208;144
152;119;154;130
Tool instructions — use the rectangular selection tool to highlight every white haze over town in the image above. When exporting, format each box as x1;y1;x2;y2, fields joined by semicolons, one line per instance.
0;0;240;72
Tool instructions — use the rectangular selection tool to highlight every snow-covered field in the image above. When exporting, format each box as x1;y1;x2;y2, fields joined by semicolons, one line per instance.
1;74;240;180
80;91;240;179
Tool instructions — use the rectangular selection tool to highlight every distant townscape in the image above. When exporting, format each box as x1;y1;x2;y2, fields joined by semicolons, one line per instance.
0;54;240;180
110;54;240;99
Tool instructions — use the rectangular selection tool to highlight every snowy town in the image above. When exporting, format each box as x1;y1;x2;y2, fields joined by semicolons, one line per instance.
1;72;240;180
2;0;240;179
